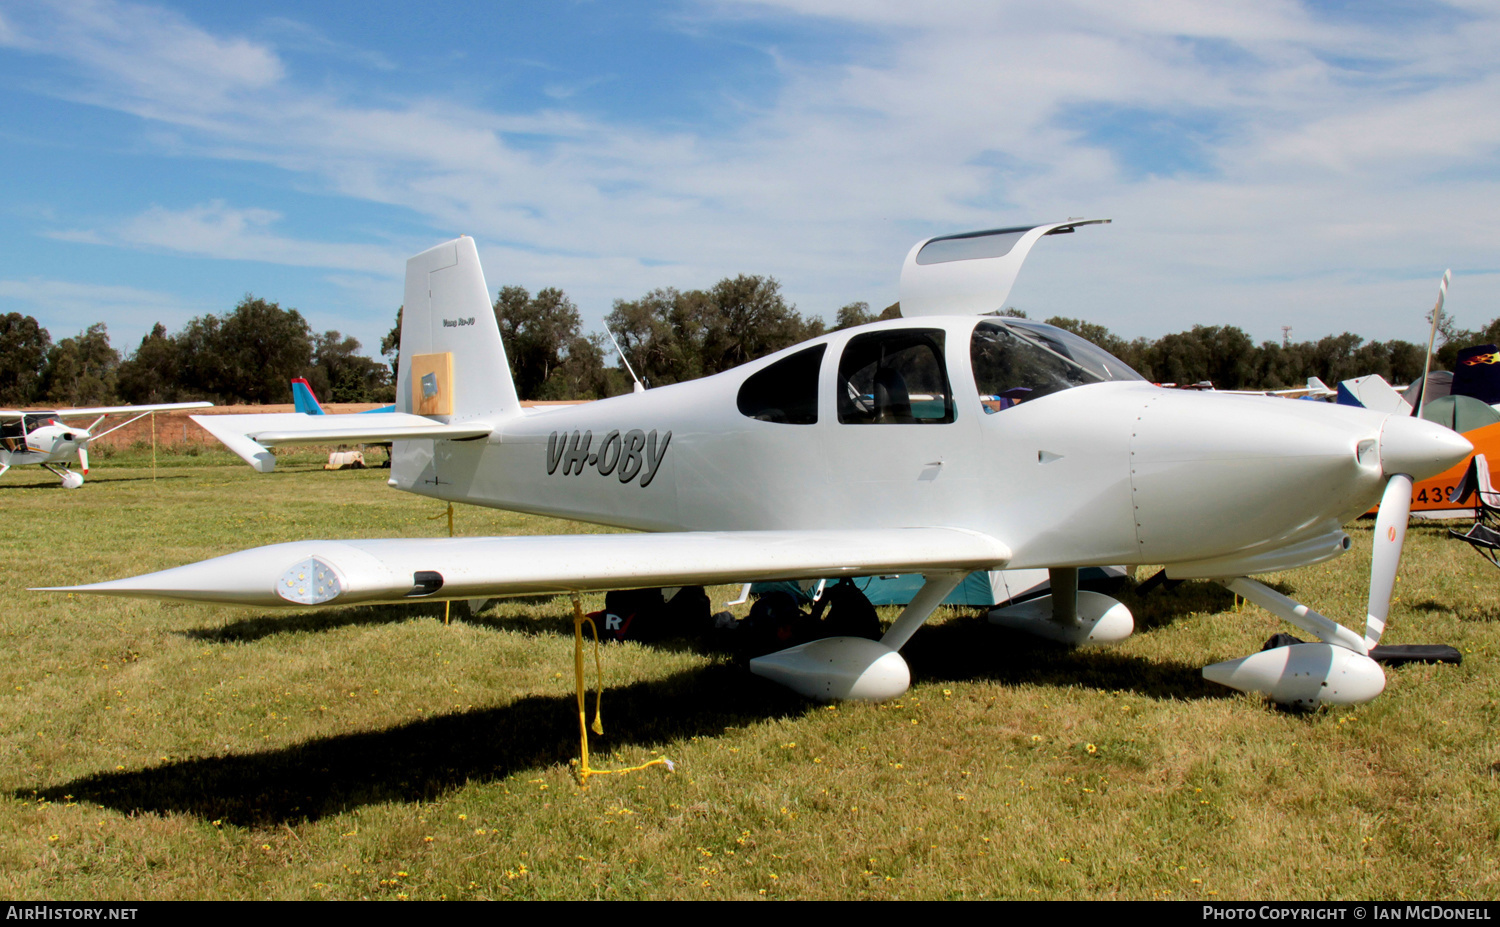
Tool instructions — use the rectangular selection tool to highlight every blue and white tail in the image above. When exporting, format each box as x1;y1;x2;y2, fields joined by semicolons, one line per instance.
396;236;521;423
291;378;325;415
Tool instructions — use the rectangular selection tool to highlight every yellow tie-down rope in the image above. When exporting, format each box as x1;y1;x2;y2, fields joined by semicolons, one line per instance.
428;503;455;625
570;594;675;787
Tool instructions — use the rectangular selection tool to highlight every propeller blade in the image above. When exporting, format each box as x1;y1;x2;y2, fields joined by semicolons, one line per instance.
1366;474;1413;650
78;443;89;474
1415;270;1451;419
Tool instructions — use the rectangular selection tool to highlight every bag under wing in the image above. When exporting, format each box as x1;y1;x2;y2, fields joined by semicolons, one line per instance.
42;527;1012;608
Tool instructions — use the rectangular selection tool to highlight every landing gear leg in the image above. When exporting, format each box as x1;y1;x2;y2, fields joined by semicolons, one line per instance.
42;464;83;489
988;566;1133;644
750;571;967;701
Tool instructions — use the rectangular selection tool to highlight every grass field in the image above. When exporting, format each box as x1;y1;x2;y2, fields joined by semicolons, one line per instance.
3;450;1498;900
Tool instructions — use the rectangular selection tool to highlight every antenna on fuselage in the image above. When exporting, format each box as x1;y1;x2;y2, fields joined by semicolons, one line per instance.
605;327;647;394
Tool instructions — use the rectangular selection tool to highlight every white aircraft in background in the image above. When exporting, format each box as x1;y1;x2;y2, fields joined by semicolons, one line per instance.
46;224;1470;708
2;402;211;488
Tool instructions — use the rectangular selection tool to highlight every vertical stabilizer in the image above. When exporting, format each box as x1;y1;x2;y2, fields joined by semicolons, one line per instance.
396;237;520;422
291;378;325;415
1336;374;1412;415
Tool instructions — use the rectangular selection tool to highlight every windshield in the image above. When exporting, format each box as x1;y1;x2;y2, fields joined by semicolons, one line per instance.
1002;320;1143;383
971;320;1141;412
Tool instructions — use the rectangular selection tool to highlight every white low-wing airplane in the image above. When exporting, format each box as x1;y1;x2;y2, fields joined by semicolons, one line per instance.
44;223;1472;708
2;402;212;487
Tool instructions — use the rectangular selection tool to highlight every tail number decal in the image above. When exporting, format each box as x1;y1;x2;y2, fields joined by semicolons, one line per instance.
545;429;672;487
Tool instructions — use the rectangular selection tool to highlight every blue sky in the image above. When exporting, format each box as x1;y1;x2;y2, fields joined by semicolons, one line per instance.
2;0;1498;363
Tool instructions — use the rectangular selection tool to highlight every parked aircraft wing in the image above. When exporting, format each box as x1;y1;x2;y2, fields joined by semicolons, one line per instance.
0;402;212;417
192;412;493;473
899;218;1110;317
41;527;1012;608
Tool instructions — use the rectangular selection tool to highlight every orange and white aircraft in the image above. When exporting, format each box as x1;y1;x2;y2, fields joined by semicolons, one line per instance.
1340;343;1500;518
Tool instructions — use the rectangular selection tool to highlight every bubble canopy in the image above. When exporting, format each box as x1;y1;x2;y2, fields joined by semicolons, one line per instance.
970;318;1143;410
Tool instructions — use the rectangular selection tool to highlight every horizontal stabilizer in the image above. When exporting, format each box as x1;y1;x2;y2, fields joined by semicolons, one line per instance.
192;413;493;472
41;528;1012;608
252;421;492;445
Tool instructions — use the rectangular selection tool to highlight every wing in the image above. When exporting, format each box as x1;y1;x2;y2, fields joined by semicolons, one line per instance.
192;413;493;472
40;528;1012;607
43;402;213;416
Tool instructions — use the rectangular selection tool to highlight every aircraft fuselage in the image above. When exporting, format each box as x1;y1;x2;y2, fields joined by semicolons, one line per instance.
0;421;85;469
391;315;1421;575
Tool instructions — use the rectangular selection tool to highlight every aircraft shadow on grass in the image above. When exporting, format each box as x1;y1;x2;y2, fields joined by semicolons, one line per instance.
29;665;811;828
179;601;455;643
0;474;191;490
46;608;1229;828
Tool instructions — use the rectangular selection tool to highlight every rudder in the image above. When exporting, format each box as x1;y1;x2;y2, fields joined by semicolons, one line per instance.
396;237;521;422
291;377;325;415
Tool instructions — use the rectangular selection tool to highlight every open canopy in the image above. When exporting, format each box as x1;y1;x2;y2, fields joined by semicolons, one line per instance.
899;219;1110;317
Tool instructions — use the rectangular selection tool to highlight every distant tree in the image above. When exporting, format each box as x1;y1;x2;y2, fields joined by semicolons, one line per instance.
174;295;313;404
0;313;52;405
832;301;901;330
308;331;392;403
606;287;708;386
381;306;402;381
1136;325;1255;388
700;275;824;373
833;301;874;330
116;323;183;404
605;275;823;387
40;323;118;407
493;286;607;400
1435;315;1500;371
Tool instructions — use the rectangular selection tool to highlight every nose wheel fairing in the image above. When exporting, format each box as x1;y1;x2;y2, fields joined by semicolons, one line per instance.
41;463;83;489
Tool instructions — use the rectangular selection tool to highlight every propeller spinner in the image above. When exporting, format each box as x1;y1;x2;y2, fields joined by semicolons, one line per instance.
1204;412;1470;708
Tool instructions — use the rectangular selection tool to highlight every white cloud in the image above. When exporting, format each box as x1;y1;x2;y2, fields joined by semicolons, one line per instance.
1;0;281;119
7;0;1500;344
0;278;207;351
49;202;407;275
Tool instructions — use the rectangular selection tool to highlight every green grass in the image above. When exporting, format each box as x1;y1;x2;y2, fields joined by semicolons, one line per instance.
2;456;1498;899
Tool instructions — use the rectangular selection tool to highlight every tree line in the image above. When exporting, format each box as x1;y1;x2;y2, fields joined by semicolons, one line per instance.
0;296;391;407
4;279;1498;407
